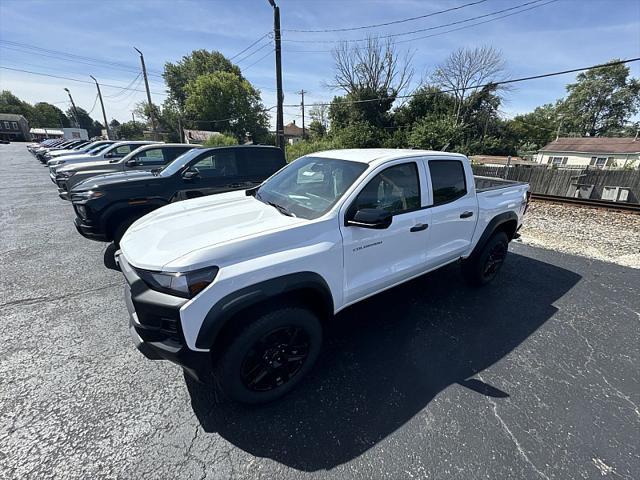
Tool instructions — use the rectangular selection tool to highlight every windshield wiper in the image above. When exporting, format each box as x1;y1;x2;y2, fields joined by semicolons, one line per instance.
267;201;295;217
255;192;294;217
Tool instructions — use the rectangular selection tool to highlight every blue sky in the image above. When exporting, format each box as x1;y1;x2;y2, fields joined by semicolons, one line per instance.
1;0;639;129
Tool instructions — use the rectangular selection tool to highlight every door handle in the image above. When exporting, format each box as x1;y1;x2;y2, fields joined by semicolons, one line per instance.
410;223;428;232
460;211;474;218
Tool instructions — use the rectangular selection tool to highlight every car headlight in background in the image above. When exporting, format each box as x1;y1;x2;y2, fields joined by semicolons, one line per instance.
137;266;219;298
74;190;105;201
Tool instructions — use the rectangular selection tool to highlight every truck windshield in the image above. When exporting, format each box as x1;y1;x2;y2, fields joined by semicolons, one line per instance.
158;148;203;177
89;143;112;155
253;156;368;220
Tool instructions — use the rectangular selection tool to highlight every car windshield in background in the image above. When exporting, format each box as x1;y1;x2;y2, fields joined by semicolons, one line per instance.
89;143;112;155
254;156;368;220
158;148;203;177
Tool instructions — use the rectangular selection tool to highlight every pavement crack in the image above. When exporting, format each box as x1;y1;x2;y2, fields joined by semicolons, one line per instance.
0;282;121;308
478;375;550;480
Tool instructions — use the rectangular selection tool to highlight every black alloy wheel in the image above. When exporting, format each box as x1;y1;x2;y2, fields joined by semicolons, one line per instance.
482;242;507;280
240;326;311;392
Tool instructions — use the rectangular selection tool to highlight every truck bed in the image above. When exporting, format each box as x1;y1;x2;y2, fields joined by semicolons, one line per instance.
474;175;528;193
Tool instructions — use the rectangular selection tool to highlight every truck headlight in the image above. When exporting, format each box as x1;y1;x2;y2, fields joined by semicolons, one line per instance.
75;190;105;200
137;267;219;298
58;170;75;178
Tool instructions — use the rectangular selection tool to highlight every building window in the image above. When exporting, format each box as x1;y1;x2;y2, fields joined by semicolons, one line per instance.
3;121;9;130
590;157;612;168
11;122;18;130
549;156;568;166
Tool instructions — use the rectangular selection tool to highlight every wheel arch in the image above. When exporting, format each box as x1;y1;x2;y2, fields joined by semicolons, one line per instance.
101;200;167;240
468;211;518;261
196;272;334;352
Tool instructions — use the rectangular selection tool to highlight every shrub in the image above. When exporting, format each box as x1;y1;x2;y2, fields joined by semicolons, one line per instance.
203;133;238;147
285;138;340;162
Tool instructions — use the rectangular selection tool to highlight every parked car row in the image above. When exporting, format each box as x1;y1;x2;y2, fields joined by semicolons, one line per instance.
29;139;529;404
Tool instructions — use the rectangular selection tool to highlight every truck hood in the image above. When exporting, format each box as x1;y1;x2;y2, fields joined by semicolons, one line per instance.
57;159;113;174
120;190;306;271
71;170;157;191
48;153;94;166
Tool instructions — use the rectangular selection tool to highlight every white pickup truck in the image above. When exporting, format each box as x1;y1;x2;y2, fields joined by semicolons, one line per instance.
117;149;529;403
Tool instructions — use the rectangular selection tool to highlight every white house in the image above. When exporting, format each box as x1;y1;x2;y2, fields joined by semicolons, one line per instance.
536;137;640;169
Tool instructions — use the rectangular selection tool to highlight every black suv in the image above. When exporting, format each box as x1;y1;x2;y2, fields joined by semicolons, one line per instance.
71;145;286;246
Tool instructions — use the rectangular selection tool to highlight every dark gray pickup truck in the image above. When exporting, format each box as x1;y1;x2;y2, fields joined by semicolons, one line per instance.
55;143;195;199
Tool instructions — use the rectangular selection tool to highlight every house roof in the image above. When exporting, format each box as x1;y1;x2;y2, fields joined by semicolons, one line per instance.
0;113;27;122
470;155;537;166
539;137;640;154
284;121;304;137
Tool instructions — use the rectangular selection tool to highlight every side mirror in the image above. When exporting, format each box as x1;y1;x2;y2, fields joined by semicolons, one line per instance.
346;208;392;229
125;159;137;167
182;168;200;180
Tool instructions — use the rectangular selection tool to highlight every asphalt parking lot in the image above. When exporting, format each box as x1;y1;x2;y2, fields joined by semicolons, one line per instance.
1;142;638;479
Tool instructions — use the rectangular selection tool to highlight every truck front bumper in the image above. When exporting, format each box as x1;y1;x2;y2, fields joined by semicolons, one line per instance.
118;253;212;381
73;216;108;242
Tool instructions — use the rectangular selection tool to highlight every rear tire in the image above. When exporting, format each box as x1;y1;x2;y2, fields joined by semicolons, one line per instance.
215;305;323;404
462;231;509;286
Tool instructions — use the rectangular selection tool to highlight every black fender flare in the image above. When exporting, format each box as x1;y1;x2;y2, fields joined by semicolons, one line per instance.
467;211;518;261
195;272;334;350
100;199;168;235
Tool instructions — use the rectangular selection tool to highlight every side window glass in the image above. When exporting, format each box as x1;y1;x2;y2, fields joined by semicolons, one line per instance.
113;145;133;157
353;163;421;215
428;160;467;206
137;148;165;165
190;151;238;178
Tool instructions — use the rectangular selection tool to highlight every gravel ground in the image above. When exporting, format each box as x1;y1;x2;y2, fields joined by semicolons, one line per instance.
1;143;639;479
519;201;640;268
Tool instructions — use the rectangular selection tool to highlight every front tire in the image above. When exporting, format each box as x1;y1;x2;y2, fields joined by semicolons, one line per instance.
215;306;323;404
462;231;509;286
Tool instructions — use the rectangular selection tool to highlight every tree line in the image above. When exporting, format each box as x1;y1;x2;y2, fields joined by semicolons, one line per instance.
2;40;637;154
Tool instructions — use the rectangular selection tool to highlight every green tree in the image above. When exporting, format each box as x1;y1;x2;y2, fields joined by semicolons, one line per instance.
66;107;102;136
507;103;559;151
559;59;640;136
407;116;461;151
117;121;145;139
308;120;326;139
32;102;70;128
184;71;268;140
0;90;35;123
164;50;243;109
203;133;238;146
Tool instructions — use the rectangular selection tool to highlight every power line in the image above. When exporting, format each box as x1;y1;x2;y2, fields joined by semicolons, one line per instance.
285;0;558;53
278;57;640;108
0;66;167;96
0;40;164;77
103;73;143;98
229;32;272;61
242;49;275;71
283;0;554;43
86;94;100;115
284;0;490;33
235;41;274;65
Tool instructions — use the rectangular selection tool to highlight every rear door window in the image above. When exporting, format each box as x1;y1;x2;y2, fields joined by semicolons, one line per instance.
190;150;239;179
238;148;284;178
428;160;467;206
136;148;165;165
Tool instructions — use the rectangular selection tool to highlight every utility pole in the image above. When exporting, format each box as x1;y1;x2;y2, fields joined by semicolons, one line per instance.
177;117;184;143
90;75;110;139
556;114;564;140
64;88;80;128
132;112;135;123
134;47;158;140
298;89;306;139
268;0;285;151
